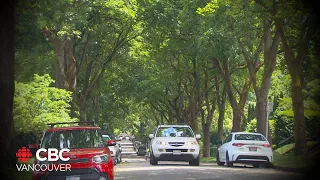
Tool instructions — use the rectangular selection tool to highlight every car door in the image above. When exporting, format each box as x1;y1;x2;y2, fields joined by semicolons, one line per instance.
219;134;232;162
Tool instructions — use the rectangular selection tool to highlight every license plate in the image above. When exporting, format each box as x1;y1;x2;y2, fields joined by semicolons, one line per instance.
249;147;257;151
66;176;80;180
172;150;181;155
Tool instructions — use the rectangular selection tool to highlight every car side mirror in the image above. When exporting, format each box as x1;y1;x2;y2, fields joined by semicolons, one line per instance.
195;134;201;139
149;134;154;139
107;140;116;146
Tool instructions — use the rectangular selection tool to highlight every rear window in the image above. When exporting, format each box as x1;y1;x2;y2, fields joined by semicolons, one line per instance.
234;134;266;141
41;129;105;149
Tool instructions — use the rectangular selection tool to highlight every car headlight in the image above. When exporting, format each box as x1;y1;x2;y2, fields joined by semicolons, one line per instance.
92;154;109;163
186;141;198;145
156;141;167;145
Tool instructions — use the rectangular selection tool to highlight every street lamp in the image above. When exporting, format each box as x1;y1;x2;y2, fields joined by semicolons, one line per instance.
266;102;274;138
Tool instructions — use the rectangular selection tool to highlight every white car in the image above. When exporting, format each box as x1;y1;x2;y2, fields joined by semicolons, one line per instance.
148;124;201;166
217;132;273;168
102;135;122;165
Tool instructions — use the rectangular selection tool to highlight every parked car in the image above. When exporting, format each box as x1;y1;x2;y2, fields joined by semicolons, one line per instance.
216;132;273;168
133;141;141;149
148;124;201;166
136;144;147;156
32;121;116;180
129;136;135;142
102;135;122;165
28;143;39;156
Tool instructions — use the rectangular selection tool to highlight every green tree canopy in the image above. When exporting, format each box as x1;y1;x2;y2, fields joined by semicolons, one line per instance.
13;74;76;134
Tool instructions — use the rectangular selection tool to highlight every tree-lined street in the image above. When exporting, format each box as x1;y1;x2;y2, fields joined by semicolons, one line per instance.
1;0;320;179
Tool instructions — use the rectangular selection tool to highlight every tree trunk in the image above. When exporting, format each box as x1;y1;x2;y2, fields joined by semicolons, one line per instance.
79;96;88;121
256;96;267;136
0;0;16;176
277;15;312;156
54;39;77;92
190;105;198;132
291;72;307;155
214;58;242;132
217;86;226;142
201;70;215;157
240;15;279;141
42;30;77;119
255;18;280;142
202;124;211;157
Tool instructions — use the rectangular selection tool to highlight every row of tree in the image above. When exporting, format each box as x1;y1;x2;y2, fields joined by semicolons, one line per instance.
10;0;320;163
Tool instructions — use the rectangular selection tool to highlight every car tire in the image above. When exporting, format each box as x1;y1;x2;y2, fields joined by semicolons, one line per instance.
189;156;200;166
216;153;224;166
266;162;273;168
117;155;122;164
226;152;233;167
150;154;158;165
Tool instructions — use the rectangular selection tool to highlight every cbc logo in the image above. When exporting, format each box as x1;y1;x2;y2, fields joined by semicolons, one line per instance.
16;147;33;163
36;148;70;161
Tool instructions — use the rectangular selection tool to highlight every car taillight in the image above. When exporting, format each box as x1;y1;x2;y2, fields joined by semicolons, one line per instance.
232;143;244;147
262;144;271;148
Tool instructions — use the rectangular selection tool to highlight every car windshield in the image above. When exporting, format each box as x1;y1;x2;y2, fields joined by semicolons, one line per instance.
156;127;194;137
234;134;266;141
41;129;105;149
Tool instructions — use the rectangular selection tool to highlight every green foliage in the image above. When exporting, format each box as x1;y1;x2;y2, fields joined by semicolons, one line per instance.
276;97;320;118
13;74;77;134
196;0;219;15
245;118;257;132
273;81;320;144
14;0;319;156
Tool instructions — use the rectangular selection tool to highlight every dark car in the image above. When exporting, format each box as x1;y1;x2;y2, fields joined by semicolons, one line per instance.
136;144;147;156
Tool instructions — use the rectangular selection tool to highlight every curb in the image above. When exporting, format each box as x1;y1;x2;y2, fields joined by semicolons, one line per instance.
273;165;307;174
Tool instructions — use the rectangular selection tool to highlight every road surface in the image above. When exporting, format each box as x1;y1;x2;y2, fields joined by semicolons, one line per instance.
114;156;307;180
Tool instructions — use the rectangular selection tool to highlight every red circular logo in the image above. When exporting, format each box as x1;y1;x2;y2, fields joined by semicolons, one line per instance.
16;147;32;163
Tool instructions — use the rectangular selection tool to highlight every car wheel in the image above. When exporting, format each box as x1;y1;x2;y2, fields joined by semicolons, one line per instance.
150;154;158;165
216;153;224;166
189;156;200;166
117;155;121;164
226;152;233;167
266;162;273;168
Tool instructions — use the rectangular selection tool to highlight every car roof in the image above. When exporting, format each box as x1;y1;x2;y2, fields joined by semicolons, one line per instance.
46;126;101;132
231;132;264;135
158;124;191;127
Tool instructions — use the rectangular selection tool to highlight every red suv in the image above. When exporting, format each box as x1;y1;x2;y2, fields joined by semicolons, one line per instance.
32;122;115;180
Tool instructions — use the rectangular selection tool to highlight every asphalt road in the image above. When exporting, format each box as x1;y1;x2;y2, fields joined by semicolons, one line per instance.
114;156;307;180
